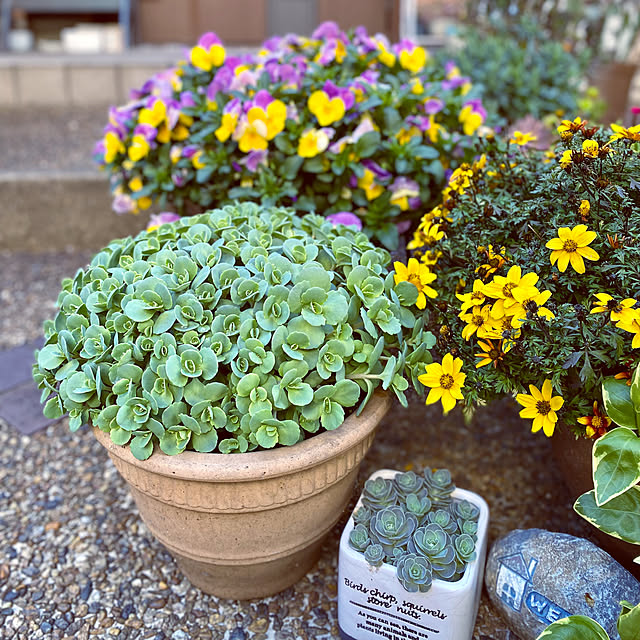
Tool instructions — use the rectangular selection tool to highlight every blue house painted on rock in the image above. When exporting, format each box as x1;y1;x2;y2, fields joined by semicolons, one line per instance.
495;553;539;612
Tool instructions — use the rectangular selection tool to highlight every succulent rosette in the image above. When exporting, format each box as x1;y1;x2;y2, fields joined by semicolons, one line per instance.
395;553;433;593
408;523;457;580
364;543;385;567
394;470;425;497
349;524;371;552
95;22;485;249
424;467;456;506
369;506;418;555
362;476;398;510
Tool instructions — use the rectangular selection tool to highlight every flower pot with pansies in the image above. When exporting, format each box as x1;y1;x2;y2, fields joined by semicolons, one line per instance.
33;202;440;598
95;22;486;250
338;468;489;640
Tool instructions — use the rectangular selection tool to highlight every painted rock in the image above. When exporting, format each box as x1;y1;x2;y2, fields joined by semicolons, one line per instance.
485;529;640;640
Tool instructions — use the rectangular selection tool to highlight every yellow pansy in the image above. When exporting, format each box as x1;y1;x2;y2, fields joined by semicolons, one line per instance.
308;90;346;127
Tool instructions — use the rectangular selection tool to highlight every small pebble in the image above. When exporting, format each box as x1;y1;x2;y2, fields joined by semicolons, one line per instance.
229;628;246;640
40;621;52;633
1;607;13;615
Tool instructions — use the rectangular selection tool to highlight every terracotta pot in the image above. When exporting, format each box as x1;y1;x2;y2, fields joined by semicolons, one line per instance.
551;422;639;576
93;392;391;599
589;61;638;124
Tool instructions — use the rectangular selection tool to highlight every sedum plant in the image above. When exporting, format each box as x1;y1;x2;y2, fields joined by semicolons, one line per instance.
348;467;480;593
33;202;435;459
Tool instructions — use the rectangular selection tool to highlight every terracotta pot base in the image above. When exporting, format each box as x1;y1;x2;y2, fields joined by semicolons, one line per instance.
94;392;391;599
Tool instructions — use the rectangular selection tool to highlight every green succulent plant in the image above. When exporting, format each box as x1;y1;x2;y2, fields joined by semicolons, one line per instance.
348;468;481;593
34;202;435;458
395;553;433;593
369;506;418;556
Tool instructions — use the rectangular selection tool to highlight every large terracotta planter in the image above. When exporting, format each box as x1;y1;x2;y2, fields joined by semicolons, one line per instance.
551;422;639;577
93;392;391;599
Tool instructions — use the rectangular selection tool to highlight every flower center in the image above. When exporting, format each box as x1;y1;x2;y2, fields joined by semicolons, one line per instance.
408;273;421;287
489;348;501;360
562;239;578;253
440;373;454;390
536;400;551;415
591;416;602;428
502;282;516;297
472;314;484;327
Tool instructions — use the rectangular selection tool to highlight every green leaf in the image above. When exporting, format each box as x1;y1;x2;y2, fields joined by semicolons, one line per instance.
191;429;218;453
412;145;440;160
332;379;361;407
574;487;640;544
593;427;640;505
395;280;419;306
130;434;153;460
110;427;132;446
277;420;300;446
631;366;640;414
159;431;189;456
535;615;609;640
618;601;640;640
43;396;64;420
602;378;637;429
287;382;314;406
281;155;304;180
355;131;381;158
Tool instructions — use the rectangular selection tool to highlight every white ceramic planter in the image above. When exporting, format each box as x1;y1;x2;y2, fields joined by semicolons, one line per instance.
338;469;489;640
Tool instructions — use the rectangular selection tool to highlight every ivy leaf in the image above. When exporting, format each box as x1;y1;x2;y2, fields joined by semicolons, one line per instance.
593;427;640;505
535;615;609;640
602;378;636;429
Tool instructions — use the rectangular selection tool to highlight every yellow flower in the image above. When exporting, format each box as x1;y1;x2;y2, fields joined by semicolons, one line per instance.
127;135;150;163
516;380;564;437
215;113;238;142
408;221;444;251
475;244;508;280
418;353;466;414
399;46;428;73
557;116;585;140
509;131;537;146
396;126;421;145
590;293;637;322
616;309;640;348
357;169;384;201
582;139;599;158
609;123;640;143
297;128;330;158
458;105;482;136
579;199;590;219
377;42;396;67
546;224;599;273
393;258;437;309
484;265;540;319
190;43;225;71
191;150;206;170
559;149;573;168
577;401;612;439
460;304;493;341
456;279;487;314
474;339;509;369
510;289;555;327
128;176;143;192
308;90;346;126
103;131;124;163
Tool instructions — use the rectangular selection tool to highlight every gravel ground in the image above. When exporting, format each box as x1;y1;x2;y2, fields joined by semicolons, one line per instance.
0;107;107;173
0;250;601;640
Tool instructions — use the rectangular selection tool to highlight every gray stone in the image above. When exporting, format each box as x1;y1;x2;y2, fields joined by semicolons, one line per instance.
485;528;640;640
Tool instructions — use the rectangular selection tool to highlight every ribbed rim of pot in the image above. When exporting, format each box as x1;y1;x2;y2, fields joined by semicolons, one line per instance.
93;391;390;482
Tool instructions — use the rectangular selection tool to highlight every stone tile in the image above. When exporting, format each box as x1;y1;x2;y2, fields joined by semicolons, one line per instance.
69;67;117;106
16;65;67;105
0;380;57;435
0;68;17;106
0;339;43;394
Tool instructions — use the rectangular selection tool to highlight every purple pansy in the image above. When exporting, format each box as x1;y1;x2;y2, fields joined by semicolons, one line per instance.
133;123;157;142
207;66;234;102
312;21;343;40
112;193;136;215
147;211;180;229
239;149;268;172
326;211;362;230
322;80;355;111
424;98;444;115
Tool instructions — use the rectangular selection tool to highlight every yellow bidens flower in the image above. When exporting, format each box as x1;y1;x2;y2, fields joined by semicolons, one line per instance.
516;379;564;437
393;258;437;309
590;293;637;322
559;149;573;168
609;123;640;143
577;401;612;439
509;130;537;146
546;224;599;274
579;199;590;219
616;309;640;348
557;116;585;141
483;265;540;319
456;279;487;313
418;353;466;414
582;139;599;158
474;339;510;369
